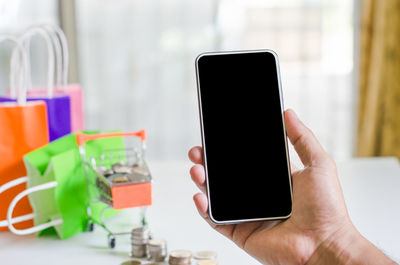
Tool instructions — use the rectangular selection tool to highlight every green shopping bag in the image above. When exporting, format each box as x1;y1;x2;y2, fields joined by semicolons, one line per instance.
6;131;123;239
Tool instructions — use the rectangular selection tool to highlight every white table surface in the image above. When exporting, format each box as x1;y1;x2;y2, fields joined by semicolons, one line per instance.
0;157;399;264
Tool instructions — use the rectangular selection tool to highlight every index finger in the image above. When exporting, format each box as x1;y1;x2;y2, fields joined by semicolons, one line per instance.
188;146;203;164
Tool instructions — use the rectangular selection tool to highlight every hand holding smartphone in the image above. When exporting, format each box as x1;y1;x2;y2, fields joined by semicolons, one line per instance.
195;50;292;224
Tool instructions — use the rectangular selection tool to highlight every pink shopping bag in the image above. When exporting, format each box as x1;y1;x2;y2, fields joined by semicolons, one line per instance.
27;84;84;132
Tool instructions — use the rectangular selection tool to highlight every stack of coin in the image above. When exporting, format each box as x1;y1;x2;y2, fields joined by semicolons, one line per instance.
148;239;168;262
168;250;192;265
131;227;151;258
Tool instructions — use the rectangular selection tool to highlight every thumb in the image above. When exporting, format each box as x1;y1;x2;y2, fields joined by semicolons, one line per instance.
284;109;330;168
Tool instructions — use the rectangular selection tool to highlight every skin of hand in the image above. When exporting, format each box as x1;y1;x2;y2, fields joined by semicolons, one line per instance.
188;109;397;265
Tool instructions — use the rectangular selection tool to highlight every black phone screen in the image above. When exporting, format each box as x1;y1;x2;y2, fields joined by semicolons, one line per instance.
196;50;292;222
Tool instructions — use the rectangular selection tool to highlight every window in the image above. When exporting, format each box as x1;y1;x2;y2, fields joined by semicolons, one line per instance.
76;0;355;161
217;0;355;162
0;0;355;162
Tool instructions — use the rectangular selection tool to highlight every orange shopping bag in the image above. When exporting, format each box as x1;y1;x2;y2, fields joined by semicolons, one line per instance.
0;36;49;231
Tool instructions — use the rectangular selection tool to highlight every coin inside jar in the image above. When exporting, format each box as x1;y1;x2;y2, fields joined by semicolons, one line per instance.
112;162;124;168
113;166;132;174
113;164;133;174
103;169;114;177
132;166;149;176
111;175;130;184
96;166;107;173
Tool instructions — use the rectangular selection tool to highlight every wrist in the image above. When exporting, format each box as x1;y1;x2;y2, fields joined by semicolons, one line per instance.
307;224;396;265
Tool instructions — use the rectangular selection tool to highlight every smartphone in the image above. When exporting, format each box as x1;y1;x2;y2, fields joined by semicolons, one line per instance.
195;50;292;224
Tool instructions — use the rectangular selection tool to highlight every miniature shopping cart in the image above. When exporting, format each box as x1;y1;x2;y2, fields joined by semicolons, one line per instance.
76;130;152;248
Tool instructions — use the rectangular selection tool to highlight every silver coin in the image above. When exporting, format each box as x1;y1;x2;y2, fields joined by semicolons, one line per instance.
197;260;218;265
149;247;167;252
193;251;217;260
131;233;150;238
112;175;130;184
121;260;142;265
103;169;114;176
132;240;149;245
131;231;150;236
168;250;192;265
131;248;148;258
112;162;132;173
132;166;149;176
132;244;147;246
149;239;167;247
132;233;150;237
132;227;150;234
112;162;124;168
131;230;150;240
127;173;150;183
150;248;164;251
150;250;168;257
115;166;133;174
152;256;167;262
132;236;149;241
168;260;191;265
132;238;150;242
170;250;192;259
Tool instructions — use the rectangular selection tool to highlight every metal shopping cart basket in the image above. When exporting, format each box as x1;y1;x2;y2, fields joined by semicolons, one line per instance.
76;130;152;248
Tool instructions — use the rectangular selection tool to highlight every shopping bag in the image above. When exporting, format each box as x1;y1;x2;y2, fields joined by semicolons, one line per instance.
0;36;49;231
48;23;84;132
55;84;84;132
4;132;123;239
14;24;84;132
0;26;72;141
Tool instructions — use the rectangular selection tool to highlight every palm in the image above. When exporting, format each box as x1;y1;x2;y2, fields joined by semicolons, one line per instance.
204;165;347;265
189;110;350;265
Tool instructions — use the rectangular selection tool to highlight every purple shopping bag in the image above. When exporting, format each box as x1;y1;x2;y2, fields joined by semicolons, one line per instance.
0;95;71;141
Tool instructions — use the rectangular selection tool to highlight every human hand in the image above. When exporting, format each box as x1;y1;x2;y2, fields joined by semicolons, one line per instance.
188;109;396;265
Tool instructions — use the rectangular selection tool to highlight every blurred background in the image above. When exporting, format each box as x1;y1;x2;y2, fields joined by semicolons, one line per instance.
0;0;399;163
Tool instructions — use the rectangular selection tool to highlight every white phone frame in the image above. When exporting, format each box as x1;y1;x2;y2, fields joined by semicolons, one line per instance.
195;49;293;225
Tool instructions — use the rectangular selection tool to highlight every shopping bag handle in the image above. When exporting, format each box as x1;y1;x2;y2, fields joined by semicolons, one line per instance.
7;181;63;235
0;35;28;105
38;23;69;88
76;129;147;146
0;177;34;228
9;27;55;98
